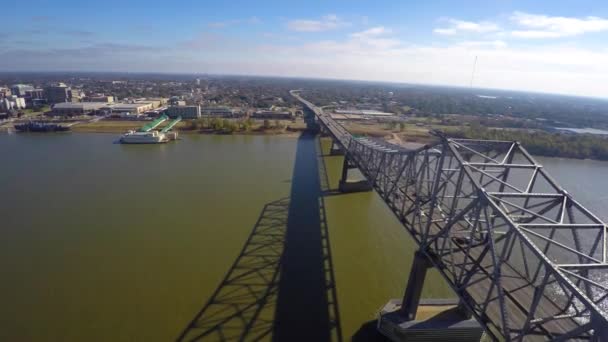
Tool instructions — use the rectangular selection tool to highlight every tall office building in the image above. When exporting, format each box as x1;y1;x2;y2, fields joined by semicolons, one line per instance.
46;83;76;104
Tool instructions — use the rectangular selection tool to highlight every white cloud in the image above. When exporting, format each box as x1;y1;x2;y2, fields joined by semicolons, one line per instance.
510;12;608;38
287;14;348;32
351;26;392;38
434;19;500;36
433;28;456;36
348;26;400;49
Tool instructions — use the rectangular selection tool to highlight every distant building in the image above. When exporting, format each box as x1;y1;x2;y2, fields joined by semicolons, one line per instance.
51;102;107;116
46;83;77;104
202;107;236;117
1;99;9;111
11;84;34;97
135;99;160;108
144;107;168;117
251;110;293;120
105;103;153;114
0;98;11;111
25;89;45;100
167;105;201;119
0;96;26;111
0;87;11;99
169;99;186;106
147;97;168;106
83;94;114;103
169;97;184;106
13;97;26;110
195;78;201;86
25;89;46;107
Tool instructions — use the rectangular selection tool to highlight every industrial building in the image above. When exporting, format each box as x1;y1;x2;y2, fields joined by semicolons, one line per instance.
167;105;201;119
50;102;107;116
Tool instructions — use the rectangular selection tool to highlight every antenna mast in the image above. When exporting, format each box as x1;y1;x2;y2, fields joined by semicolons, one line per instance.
469;55;478;91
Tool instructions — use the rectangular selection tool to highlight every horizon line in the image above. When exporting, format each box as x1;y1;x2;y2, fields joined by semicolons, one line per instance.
0;70;607;101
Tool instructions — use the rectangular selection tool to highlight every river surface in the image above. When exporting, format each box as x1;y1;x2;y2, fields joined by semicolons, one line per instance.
1;132;607;341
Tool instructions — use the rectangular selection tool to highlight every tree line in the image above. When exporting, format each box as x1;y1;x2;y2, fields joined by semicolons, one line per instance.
449;126;608;161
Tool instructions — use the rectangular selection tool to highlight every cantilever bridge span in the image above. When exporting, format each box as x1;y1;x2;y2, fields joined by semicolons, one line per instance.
292;91;608;341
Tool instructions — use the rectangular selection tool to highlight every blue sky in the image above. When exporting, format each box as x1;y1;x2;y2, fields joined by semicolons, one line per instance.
3;0;608;97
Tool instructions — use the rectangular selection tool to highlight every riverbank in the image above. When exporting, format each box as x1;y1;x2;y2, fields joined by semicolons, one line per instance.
69;118;308;137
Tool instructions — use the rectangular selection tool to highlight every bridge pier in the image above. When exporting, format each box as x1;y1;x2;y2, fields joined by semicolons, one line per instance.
329;140;344;156
338;154;372;193
400;251;432;320
377;251;483;342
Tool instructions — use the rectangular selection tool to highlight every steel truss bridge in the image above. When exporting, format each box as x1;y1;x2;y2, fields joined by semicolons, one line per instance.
292;91;608;341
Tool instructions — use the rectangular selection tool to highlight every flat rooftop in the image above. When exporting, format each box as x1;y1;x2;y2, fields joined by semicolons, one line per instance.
108;103;151;109
52;102;107;110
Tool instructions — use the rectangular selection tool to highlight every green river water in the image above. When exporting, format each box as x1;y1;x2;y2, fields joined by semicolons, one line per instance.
1;132;607;341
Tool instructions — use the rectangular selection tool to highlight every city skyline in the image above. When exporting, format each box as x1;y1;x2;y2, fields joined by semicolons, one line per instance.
3;0;608;98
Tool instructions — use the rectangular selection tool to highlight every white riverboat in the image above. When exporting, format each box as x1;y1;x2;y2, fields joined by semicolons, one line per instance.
119;130;168;144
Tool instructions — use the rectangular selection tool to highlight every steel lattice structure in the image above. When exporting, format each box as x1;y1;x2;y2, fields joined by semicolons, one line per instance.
293;91;608;341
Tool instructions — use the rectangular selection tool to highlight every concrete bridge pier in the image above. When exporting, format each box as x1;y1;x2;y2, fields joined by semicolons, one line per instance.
338;154;372;193
377;251;483;342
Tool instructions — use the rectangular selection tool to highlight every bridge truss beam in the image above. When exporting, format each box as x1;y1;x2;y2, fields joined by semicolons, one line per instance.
293;91;608;341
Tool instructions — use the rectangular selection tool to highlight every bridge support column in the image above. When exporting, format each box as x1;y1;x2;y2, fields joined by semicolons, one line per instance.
329;140;344;155
400;251;432;320
376;250;483;342
338;154;372;193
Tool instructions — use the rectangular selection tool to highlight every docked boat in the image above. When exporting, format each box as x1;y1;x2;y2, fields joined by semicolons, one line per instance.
14;121;70;132
119;130;168;144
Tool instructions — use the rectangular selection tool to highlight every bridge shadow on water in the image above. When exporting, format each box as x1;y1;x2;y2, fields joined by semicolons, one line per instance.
177;131;343;342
